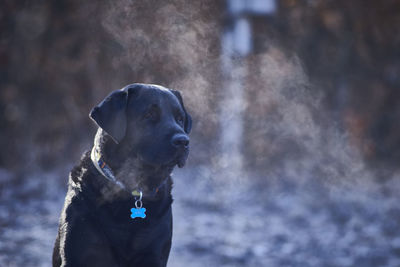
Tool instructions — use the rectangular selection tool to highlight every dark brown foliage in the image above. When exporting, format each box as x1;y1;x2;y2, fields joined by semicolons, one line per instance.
1;0;399;171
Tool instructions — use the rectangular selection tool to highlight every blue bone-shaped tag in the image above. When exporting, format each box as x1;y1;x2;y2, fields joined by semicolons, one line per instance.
130;207;146;219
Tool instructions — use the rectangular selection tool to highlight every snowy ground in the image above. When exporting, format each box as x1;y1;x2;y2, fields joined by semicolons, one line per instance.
1;166;400;267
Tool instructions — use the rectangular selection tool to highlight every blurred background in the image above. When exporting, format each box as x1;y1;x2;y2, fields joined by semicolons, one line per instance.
1;0;400;266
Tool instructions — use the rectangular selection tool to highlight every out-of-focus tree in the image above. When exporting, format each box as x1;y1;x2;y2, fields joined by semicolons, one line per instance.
0;0;221;171
276;0;400;169
1;0;399;174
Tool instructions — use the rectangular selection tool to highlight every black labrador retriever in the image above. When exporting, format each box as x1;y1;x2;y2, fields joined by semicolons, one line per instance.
53;83;192;267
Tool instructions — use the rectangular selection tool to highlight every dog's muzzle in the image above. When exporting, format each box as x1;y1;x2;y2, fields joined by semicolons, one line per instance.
171;134;189;168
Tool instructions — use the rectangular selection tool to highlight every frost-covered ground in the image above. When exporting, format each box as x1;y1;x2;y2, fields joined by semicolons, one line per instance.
1;166;400;267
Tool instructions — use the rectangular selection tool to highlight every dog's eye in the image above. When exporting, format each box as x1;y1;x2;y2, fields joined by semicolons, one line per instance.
144;108;158;121
176;115;184;125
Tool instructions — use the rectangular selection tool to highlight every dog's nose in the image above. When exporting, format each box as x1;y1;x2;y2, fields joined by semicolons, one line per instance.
171;134;189;148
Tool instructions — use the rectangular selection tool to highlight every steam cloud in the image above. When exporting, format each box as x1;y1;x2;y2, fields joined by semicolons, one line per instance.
100;0;377;193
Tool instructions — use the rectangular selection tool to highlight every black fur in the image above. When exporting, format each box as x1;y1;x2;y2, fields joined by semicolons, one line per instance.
53;84;191;267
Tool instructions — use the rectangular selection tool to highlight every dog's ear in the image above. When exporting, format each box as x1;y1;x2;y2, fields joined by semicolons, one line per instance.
171;90;192;134
89;90;128;144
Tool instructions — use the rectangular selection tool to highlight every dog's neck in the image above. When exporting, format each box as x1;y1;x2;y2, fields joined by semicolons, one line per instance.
91;129;172;197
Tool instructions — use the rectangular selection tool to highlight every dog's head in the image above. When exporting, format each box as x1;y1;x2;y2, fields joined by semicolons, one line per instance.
89;84;192;171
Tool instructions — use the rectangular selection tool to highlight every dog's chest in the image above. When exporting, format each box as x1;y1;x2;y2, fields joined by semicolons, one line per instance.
103;208;172;262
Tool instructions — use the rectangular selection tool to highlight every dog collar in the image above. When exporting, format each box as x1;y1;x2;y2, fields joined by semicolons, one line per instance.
90;147;126;189
90;147;169;219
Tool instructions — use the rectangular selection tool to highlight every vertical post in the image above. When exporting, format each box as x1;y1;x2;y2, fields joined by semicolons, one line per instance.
219;0;276;179
219;20;250;178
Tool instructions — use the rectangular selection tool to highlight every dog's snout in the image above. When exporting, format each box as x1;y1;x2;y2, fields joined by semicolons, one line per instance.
171;134;189;148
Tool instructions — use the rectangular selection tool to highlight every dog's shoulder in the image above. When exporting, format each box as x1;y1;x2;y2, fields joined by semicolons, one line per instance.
60;151;99;223
56;151;117;264
69;150;93;186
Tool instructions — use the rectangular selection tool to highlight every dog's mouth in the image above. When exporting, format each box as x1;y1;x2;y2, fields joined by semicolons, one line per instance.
175;148;189;168
135;146;189;170
164;155;186;169
160;152;188;170
177;158;185;168
136;154;185;170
